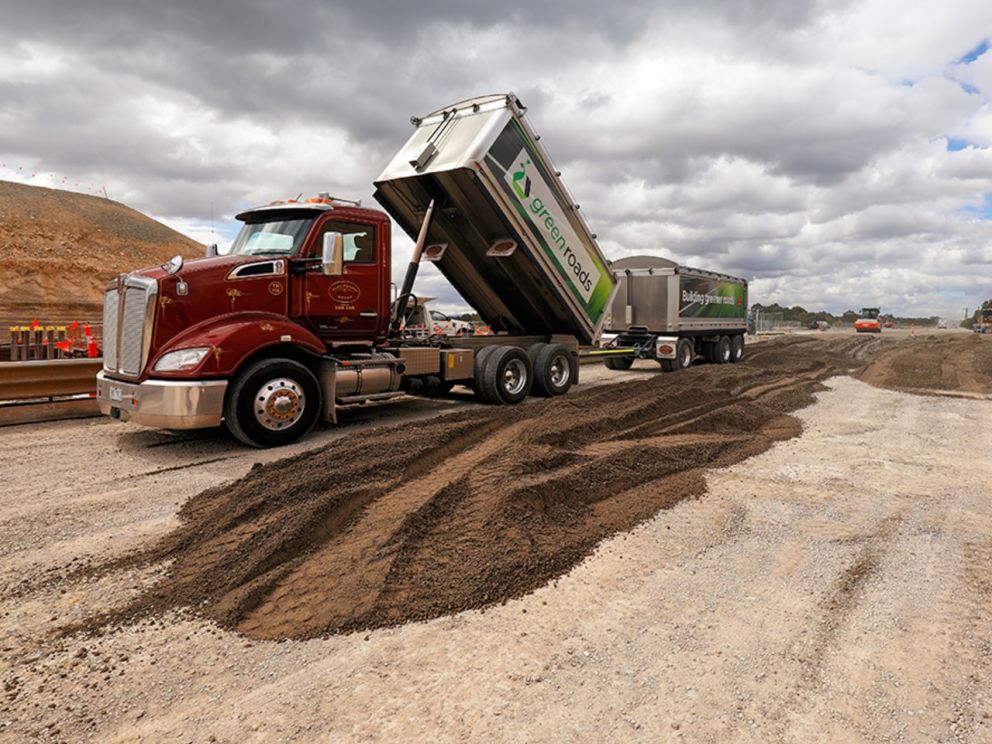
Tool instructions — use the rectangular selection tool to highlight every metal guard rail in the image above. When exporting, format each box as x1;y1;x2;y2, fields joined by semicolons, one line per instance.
0;359;103;401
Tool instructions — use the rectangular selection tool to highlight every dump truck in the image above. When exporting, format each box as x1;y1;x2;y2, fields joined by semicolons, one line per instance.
854;307;881;333
599;256;747;371
96;93;747;447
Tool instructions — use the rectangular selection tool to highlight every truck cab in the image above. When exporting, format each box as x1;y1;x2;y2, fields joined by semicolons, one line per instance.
96;196;399;445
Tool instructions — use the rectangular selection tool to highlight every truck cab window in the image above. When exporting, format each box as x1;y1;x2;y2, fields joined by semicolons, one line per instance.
320;221;376;264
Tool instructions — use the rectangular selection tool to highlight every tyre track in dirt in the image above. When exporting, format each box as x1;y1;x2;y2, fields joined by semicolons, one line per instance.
72;334;906;641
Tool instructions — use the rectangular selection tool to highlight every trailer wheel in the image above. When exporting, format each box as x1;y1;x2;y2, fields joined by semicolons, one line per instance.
480;346;532;404
702;341;718;364
224;358;321;448
604;356;634;371
532;343;576;396
731;335;745;363
716;336;732;364
675;338;693;370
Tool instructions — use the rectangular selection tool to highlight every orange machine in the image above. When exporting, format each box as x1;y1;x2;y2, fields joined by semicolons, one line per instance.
854;307;881;333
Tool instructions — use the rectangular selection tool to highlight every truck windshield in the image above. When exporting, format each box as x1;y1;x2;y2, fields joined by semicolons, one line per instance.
229;217;314;256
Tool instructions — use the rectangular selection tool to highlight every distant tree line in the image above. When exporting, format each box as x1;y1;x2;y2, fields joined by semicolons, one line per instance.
751;303;950;328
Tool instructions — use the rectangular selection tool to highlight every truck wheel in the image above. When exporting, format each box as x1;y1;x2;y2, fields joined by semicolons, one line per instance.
731;335;745;362
532;343;576;396
702;341;718;364
716;336;732;364
481;346;532;404
675;338;693;370
604;356;634;371
224;358;321;448
471;346;499;396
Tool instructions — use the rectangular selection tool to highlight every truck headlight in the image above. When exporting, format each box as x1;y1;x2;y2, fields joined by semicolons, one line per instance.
154;347;211;371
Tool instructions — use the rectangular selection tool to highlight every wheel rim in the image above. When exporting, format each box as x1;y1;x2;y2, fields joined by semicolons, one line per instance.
549;354;570;387
502;359;528;396
722;343;731;362
254;377;305;431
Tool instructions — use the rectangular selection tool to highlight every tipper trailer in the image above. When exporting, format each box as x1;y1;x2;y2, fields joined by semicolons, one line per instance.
96;93;748;447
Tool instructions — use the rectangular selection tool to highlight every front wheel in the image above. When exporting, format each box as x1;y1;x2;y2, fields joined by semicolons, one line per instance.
224;358;321;447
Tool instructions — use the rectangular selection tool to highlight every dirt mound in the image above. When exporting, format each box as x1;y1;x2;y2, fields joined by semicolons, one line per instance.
857;333;992;396
81;335;889;640
0;180;201;321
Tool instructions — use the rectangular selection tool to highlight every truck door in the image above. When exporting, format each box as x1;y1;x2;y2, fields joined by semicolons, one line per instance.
301;219;383;343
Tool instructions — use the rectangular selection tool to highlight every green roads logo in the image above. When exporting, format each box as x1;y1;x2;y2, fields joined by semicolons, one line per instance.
512;163;532;200
506;149;601;302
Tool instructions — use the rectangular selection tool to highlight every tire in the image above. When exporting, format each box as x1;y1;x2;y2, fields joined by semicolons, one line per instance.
702;341;718;364
675;338;694;370
224;358;321;447
532;343;576;396
604;355;634;371
481;346;532;404
731;334;745;363
471;346;500;399
716;336;732;364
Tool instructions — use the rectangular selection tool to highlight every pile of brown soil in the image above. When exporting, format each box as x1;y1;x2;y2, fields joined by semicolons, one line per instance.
857;333;992;396
86;335;889;640
0;180;201;321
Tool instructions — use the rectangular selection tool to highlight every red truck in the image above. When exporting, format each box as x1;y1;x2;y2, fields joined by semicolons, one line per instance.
97;94;746;446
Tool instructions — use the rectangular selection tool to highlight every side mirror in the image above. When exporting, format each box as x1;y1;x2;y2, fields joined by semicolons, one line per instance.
321;232;344;276
206;243;219;257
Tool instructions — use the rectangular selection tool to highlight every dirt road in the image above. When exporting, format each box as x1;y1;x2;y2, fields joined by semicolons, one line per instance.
2;333;991;742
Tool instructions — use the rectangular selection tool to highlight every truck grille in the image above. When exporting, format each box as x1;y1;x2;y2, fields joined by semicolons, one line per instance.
102;288;119;372
102;276;157;378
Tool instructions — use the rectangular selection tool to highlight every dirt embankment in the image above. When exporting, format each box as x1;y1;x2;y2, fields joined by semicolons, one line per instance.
856;332;992;396
0;180;201;321
82;334;898;641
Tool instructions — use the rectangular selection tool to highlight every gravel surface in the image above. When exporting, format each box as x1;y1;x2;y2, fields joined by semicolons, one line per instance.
1;333;990;742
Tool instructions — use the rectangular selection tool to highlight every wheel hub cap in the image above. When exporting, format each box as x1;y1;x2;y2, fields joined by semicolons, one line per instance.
550;355;570;386
254;378;305;430
503;359;527;396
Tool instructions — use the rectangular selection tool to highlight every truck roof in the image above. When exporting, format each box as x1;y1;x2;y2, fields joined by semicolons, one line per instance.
236;197;386;225
610;255;747;284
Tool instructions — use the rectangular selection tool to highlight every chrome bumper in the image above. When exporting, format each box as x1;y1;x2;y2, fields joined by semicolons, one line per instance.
96;372;227;429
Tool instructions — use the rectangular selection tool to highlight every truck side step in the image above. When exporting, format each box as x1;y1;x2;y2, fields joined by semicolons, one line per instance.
336;391;408;406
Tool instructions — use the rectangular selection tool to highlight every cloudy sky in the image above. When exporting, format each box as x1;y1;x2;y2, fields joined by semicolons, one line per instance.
1;0;991;318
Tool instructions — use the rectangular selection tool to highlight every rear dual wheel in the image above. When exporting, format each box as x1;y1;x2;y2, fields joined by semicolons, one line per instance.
475;346;532;404
529;343;577;396
661;338;694;372
731;334;745;362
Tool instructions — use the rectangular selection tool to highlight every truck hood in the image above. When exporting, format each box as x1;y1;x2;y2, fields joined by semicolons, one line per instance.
129;253;263;283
